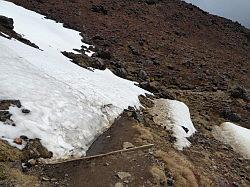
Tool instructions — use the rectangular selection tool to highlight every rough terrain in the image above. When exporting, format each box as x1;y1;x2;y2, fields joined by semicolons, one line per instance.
0;0;249;186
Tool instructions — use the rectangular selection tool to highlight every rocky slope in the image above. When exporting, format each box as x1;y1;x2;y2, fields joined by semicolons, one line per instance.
7;0;249;128
0;0;250;186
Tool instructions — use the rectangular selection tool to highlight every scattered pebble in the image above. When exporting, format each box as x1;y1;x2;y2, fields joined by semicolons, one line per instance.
181;126;189;133
104;162;110;166
117;172;131;180
14;137;22;145
28;159;37;166
123;142;135;149
22;108;31;114
42;177;50;181
123;180;129;184
20;135;29;141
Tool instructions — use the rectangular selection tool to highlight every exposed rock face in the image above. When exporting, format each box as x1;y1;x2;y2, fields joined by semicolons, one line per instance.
0;15;14;30
22;139;53;160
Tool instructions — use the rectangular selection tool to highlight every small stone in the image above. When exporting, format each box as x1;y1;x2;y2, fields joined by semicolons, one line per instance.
22;108;30;114
104;162;110;166
232;182;239;187
128;45;139;55
127;111;133;117
20;135;29;141
116;68;127;78
181;126;189;133
117;172;131;180
28;159;37;166
144;59;154;65
123;142;135;149
238;157;244;162
91;5;108;15
123;180;129;184
221;145;229;150
14;137;22;145
42;177;50;181
138;70;148;80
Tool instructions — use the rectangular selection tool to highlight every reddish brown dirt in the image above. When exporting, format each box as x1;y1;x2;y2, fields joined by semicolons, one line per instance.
7;0;250;91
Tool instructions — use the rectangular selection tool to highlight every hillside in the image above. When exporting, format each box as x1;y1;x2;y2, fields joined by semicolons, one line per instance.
0;0;249;186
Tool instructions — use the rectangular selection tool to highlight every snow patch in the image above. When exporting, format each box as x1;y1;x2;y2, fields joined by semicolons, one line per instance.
213;122;250;159
0;0;94;56
149;99;196;150
0;1;148;159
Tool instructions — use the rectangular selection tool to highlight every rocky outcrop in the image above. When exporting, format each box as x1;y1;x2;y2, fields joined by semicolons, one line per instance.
0;16;14;30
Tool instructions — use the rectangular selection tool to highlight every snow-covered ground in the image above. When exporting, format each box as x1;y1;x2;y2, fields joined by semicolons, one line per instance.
0;0;93;56
0;1;148;159
213;122;250;159
149;99;196;150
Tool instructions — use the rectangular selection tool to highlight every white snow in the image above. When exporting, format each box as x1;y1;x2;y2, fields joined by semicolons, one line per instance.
0;1;148;159
149;99;196;150
0;0;94;56
213;122;250;159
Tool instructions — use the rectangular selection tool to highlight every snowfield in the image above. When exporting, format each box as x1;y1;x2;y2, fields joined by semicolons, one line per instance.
213;122;250;159
0;1;148;159
0;0;93;56
149;99;196;150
